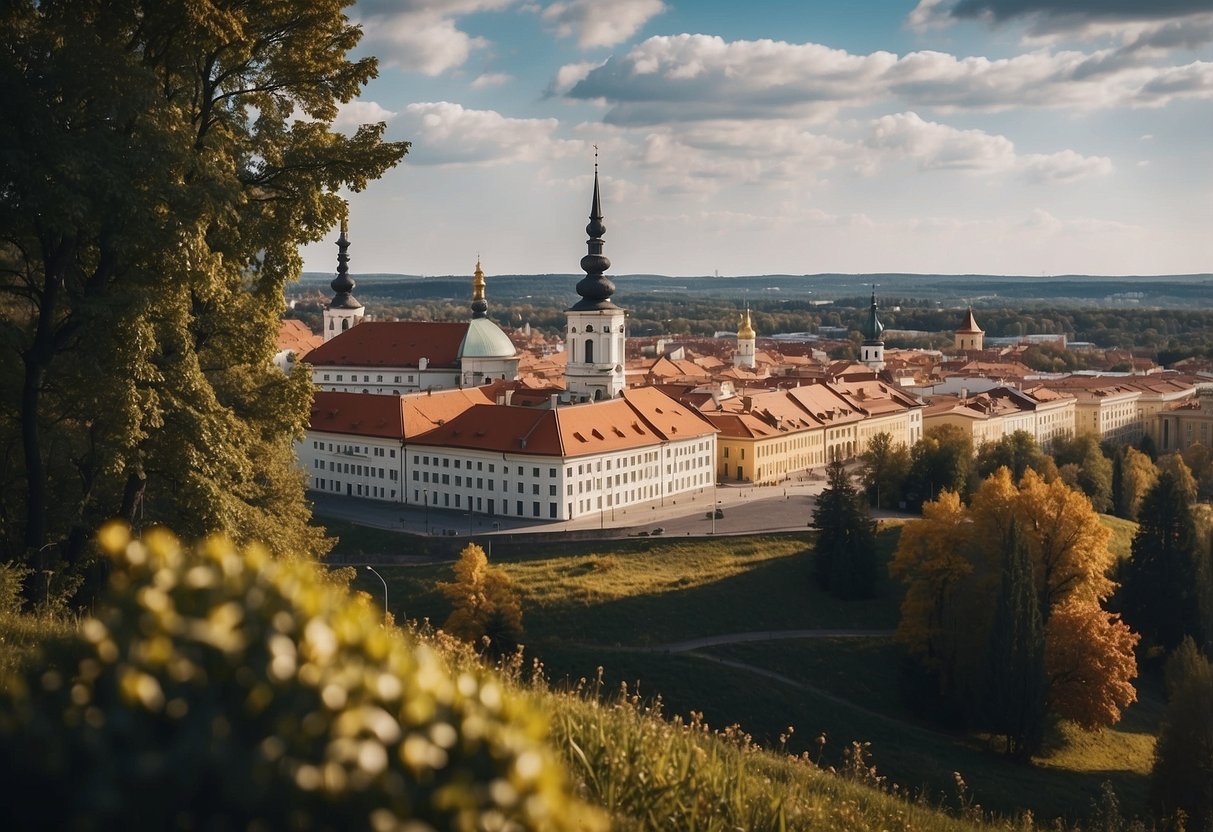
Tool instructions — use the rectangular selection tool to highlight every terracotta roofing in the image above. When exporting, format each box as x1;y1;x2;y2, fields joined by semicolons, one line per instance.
277;319;323;358
704;412;780;439
407;386;716;458
305;321;469;368
310;391;406;439
401;388;495;438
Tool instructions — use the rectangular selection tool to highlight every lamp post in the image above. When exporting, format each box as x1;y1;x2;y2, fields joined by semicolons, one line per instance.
423;489;429;534
366;566;389;620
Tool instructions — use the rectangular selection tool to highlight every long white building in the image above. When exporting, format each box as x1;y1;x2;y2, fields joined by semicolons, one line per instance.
298;166;718;523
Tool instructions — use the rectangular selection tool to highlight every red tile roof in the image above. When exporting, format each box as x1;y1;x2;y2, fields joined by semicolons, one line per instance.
305;321;469;368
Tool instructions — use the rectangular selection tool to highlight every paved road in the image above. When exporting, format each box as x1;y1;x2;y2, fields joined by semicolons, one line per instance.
311;465;913;543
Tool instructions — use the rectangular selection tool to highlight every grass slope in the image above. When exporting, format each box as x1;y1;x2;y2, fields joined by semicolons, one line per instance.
335;521;1159;826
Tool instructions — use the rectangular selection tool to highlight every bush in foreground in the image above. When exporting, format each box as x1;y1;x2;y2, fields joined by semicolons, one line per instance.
0;525;600;831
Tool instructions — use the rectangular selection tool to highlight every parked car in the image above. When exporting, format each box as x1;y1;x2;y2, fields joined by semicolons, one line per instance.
651;527;665;535
705;508;724;519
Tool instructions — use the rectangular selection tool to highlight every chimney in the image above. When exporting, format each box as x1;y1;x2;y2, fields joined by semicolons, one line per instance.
742;395;753;412
550;393;559;409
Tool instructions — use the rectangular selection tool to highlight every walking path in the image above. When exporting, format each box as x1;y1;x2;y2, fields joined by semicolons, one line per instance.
642;628;894;653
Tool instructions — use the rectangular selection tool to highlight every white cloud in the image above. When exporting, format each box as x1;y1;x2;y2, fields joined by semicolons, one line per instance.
471;72;513;88
564;33;1213;123
548;60;606;96
867;112;1111;182
355;0;517;76
400;102;584;165
540;0;665;49
332;100;398;133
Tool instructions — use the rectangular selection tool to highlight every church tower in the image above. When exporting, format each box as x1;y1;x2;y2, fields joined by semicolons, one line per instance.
564;162;625;401
458;258;519;386
734;306;756;369
859;289;885;370
322;218;365;342
955;307;984;352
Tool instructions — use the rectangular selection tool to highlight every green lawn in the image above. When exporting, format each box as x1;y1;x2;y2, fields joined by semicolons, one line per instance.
342;524;1160;827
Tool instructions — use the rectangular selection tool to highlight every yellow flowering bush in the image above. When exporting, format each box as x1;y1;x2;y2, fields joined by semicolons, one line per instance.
0;524;601;831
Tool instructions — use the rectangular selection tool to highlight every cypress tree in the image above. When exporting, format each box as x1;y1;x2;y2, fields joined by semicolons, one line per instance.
812;458;878;599
984;520;1047;758
1121;472;1202;650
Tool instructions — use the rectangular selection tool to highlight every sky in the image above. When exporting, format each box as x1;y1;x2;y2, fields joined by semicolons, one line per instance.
299;0;1213;278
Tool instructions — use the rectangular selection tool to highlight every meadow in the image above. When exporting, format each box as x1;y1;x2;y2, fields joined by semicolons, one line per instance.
331;517;1160;826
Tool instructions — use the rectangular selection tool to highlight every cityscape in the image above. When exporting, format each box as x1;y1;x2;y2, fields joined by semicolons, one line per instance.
2;2;1211;831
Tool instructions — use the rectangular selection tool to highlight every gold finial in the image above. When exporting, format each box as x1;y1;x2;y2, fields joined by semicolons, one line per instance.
472;257;486;302
738;306;755;340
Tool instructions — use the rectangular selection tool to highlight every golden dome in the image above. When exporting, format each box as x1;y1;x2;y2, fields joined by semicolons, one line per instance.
737;308;756;340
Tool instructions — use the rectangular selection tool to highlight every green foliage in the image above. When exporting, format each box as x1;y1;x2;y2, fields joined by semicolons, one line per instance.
1150;643;1213;830
861;431;912;509
813;459;879;599
983;523;1047;759
0;0;408;590
976;431;1052;484
1114;448;1158;522
1053;434;1113;513
905;425;974;509
0;525;598;831
1121;472;1203;651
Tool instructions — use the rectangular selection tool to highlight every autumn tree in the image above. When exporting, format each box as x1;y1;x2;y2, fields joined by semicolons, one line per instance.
891;467;1138;735
0;1;408;595
439;544;524;657
1121;471;1203;650
1113;447;1157;521
859;431;910;510
811;458;878;599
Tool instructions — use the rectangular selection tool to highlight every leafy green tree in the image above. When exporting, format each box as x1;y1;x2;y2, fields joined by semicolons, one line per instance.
859;431;911;509
0;1;408;591
812;458;878;599
905;425;974;510
1053;433;1113;513
1150;642;1213;830
1121;472;1203;650
975;430;1052;484
983;521;1046;759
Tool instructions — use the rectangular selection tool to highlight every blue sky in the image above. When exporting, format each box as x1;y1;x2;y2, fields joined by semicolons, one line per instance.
300;0;1213;277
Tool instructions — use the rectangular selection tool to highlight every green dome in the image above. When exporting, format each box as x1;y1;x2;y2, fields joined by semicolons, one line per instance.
458;317;516;359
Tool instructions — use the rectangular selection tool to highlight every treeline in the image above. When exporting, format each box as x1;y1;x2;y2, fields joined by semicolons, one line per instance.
295;290;1213;359
852;427;1213;826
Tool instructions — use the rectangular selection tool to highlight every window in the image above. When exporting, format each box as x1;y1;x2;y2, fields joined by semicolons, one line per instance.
532;484;539;495
532;502;540;517
532;467;540;477
549;503;557;519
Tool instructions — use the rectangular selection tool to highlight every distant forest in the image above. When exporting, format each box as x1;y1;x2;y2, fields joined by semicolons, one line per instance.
293;272;1213;363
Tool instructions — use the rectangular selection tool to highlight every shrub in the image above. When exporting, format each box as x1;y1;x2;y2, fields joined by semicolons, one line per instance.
0;524;601;831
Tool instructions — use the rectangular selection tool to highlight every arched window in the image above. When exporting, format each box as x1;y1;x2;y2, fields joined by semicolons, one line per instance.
585;324;594;332
328;319;334;330
584;340;594;363
341;319;349;331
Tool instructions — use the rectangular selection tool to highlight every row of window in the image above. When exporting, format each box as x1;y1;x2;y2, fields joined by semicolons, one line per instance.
314;478;397;500
321;373;417;384
412;489;557;519
313;460;398;481
311;440;397;459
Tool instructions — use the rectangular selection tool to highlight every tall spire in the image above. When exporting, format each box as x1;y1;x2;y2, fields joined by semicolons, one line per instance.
329;217;361;309
572;148;616;311
862;285;884;342
471;256;488;319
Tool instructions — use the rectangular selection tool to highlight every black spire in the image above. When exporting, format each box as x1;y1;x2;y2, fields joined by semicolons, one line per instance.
329;218;362;310
572;153;616;311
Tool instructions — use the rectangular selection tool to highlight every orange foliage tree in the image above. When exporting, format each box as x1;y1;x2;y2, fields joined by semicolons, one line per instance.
891;467;1139;736
438;543;524;657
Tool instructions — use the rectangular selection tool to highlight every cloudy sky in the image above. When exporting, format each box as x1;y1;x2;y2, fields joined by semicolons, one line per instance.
300;0;1213;278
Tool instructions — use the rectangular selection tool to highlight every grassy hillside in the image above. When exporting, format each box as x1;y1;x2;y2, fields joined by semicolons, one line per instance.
338;522;1160;826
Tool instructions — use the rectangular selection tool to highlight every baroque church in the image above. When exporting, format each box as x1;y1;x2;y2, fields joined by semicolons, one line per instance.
295;166;719;521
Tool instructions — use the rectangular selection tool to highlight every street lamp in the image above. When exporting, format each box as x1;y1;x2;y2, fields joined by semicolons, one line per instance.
366;565;389;619
423;489;429;534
